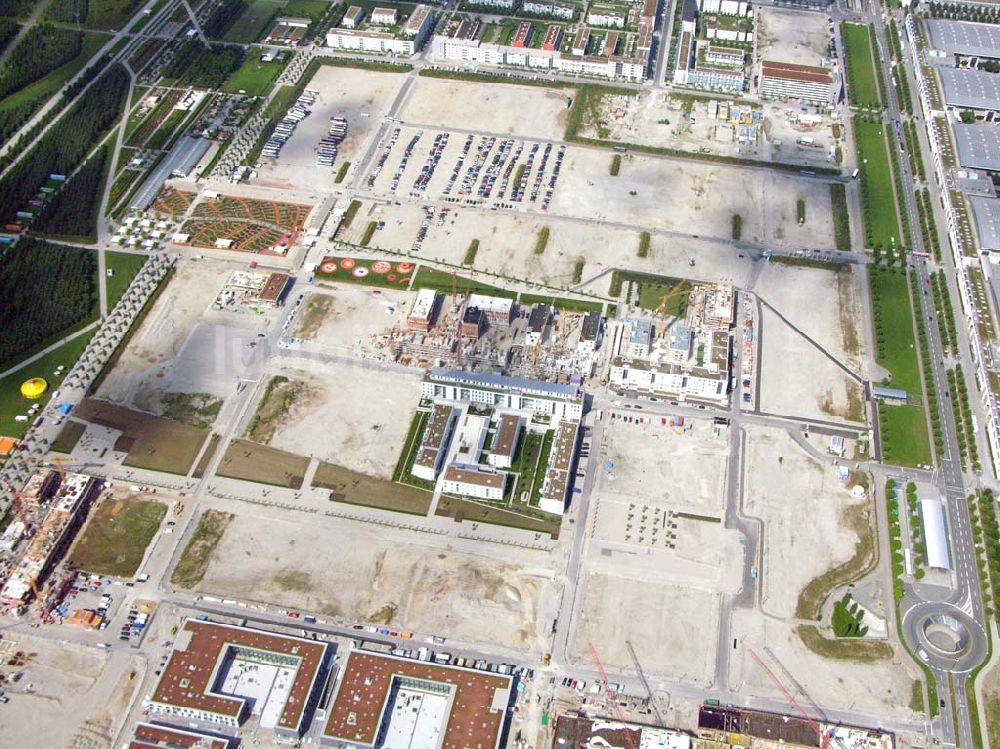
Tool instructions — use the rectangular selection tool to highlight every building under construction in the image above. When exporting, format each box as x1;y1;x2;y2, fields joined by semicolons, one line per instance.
697;705;893;749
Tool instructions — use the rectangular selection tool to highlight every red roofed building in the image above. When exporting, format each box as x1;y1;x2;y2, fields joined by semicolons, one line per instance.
321;650;513;749
128;722;234;749
512;22;533;48
147;620;332;740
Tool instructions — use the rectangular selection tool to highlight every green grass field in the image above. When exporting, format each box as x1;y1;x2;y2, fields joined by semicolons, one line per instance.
879;404;932;467
842;23;881;108
68;497;167;577
869;268;921;394
0;330;95;440
222;56;284;96
283;0;330;18
105;251;147;309
855;118;902;250
224;0;283;43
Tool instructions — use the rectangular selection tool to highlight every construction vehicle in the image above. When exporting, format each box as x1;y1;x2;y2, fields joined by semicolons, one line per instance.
589;643;638;749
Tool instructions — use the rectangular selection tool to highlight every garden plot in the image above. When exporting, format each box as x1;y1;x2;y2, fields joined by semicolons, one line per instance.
759;307;865;423
730;607;917;722
252;65;404;190
192;507;559;654
569;571;719;685
601;415;728;515
753;263;867;375
261;361;423;479
151;186;196;216
755;7;831;67
400;77;572;140
548;148;838;249
743;424;867;619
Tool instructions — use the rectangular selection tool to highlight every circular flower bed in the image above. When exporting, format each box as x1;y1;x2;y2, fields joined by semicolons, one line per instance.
320;261;337;274
340;257;356;270
387;274;397;282
352;267;369;278
396;262;414;274
371;260;392;274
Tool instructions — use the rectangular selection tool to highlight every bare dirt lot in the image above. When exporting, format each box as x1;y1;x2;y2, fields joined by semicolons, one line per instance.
252;65;405;191
340;199;760;293
400;77;572;140
754;263;867;376
756;7;831;67
570;571;719;684
217;438;310;488
591;91;842;169
601;415;728;514
253;360;423;478
743;425;866;619
0;634;142;749
193;508;558;654
290;285;413;352
759;307;865;423
549;148;837;249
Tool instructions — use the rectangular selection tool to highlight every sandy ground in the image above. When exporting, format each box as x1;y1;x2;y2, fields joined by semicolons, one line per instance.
756;7;832;67
759;307;865;423
0;634;142;749
592;91;842;168
602;415;728;514
399;77;572;140
753;263;867;376
252;66;404;191
729;607;919;721
96;258;257;406
548;148;837;248
342;198;761;292
290;285;414;352
263;360;423;478
570;571;719;684
743;425;866;619
194;508;558;654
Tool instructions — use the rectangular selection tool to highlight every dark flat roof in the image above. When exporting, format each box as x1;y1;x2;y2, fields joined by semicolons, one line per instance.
761;59;832;84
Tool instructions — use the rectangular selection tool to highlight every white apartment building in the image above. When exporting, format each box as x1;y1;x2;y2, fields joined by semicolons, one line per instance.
441;464;506;501
699;0;749;15
587;6;627;27
758;59;836;105
421;369;584;421
609;356;729;402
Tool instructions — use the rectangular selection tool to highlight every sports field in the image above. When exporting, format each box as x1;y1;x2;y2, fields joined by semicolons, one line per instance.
842;23;881;109
105;251;148;309
223;0;283;43
854;118;901;251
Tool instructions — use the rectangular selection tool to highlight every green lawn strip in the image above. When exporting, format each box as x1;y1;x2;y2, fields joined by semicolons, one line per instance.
170;509;233;588
855;117;903;251
104;251;148;309
842;22;882;108
910;269;943;460
878;404;932;467
51;419;85;453
435;494;560;539
869;267;921;393
223;0;283;43
610;270;691;316
830;183;852;251
412;266;516;298
392;410;429;483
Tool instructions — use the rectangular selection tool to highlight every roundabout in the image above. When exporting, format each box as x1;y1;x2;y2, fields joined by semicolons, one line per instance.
902;601;988;673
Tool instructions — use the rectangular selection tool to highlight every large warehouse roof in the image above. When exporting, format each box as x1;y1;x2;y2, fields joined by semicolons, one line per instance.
938;67;1000;110
920;498;952;570
927;19;1000;59
953;123;1000;171
970;196;1000;251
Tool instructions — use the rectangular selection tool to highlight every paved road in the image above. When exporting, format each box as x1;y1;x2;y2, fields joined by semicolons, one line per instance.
867;5;989;746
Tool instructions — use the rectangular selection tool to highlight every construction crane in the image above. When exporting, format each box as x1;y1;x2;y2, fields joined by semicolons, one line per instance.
625;641;666;727
748;649;831;749
588;643;638;749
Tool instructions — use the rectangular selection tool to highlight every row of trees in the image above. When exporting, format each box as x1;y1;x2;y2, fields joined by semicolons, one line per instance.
0;65;128;224
928;1;1000;24
930;269;957;353
971;489;999;620
33;143;109;240
947;364;980;472
204;0;247;39
0;24;82;100
0;17;18;55
915;187;941;261
908;268;944;460
0;238;96;367
162;41;243;88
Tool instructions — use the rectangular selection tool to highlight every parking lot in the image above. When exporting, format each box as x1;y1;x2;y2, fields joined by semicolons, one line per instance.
365;125;568;214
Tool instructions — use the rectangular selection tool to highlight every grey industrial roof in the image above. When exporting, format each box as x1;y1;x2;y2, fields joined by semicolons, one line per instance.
920;498;951;570
969;196;1000;251
132;136;210;210
426;368;581;398
953;123;1000;171
937;67;1000;110
927;19;1000;59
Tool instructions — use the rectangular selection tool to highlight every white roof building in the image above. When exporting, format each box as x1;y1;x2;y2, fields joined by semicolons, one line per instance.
920;498;951;570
